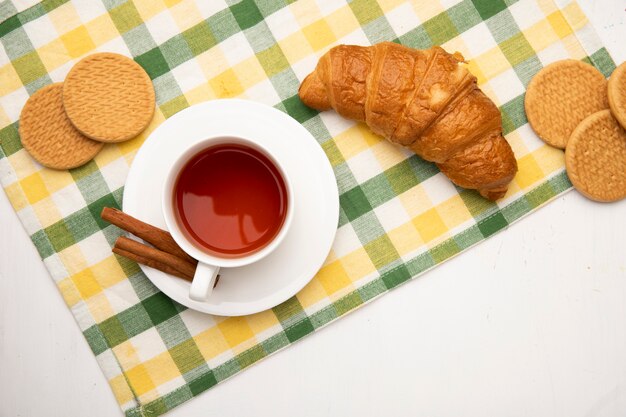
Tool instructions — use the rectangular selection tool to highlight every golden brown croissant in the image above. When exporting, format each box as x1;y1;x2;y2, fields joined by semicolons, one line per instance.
299;42;518;200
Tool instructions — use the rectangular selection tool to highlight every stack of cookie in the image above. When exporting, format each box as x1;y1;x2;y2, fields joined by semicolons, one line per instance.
19;53;155;170
525;60;626;202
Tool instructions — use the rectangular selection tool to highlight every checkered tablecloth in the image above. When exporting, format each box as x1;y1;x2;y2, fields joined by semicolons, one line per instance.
0;0;615;415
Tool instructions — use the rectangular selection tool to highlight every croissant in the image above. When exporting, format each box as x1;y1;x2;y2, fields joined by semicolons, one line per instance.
299;42;518;200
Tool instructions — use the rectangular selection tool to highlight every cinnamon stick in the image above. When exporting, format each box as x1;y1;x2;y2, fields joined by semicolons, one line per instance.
115;236;197;278
113;247;193;281
101;207;196;264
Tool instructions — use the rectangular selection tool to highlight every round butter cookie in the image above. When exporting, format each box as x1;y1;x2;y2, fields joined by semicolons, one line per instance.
63;52;155;142
608;61;626;130
525;59;609;149
19;83;103;170
565;110;626;202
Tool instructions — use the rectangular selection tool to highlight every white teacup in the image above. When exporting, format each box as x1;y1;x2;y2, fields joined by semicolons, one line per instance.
162;136;294;302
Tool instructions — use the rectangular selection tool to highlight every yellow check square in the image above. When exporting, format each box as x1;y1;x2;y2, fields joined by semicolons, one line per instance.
504;130;528;158
297;278;329;309
125;364;156;396
515;153;545;189
0;106;9;126
4;182;28;211
547;11;573;38
532;144;565;176
32;197;62;228
335;124;381;160
370;141;409;171
524;20;558;52
57;277;81;307
163;0;183;7
58;245;88;275
94;142;123;166
71;268;102;299
562;2;587;31
184;83;212;105
20;173;49;205
247;310;280;334
37;39;70;73
232;57;265;89
61;26;96;58
194;327;230;360
134;0;167;21
217;317;255;348
48;2;81;33
398;186;431;217
113;340;140;370
290;1;322;27
110;374;134;405
40;169;74;194
303;19;337;51
279;32;313;64
411;1;443;22
466;59;487;85
325;6;360;39
443;38;470;60
474;47;509;80
209;68;244;98
341;247;376;280
387;221;424;256
86;14;118;46
143;352;180;386
0;64;21;96
92;256;127;289
197;48;229;79
413;208;447;243
169;1;203;32
316;259;353;295
437;195;472;229
86;291;115;323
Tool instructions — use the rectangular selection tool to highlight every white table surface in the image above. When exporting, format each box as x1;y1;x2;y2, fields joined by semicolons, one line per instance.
1;3;625;416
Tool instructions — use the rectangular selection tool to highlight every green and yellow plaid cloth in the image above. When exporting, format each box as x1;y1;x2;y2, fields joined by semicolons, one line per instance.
0;0;615;415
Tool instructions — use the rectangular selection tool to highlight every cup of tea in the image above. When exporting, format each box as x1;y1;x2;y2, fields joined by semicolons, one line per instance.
162;136;294;302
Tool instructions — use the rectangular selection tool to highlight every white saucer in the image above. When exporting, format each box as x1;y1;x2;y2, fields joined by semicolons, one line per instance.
123;99;339;316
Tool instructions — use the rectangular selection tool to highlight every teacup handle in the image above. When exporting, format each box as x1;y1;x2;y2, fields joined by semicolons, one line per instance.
189;263;220;301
